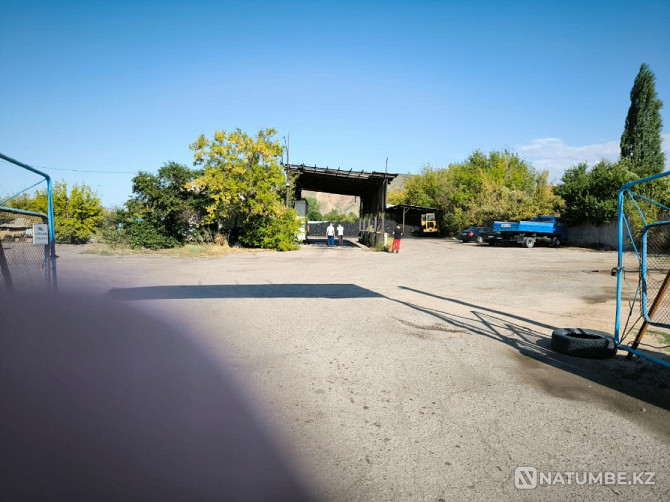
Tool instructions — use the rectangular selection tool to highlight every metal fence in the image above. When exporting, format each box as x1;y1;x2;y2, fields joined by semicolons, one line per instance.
615;172;670;368
641;222;670;326
0;207;52;291
1;152;57;292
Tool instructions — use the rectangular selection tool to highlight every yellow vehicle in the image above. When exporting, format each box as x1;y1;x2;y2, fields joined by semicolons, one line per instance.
420;212;438;235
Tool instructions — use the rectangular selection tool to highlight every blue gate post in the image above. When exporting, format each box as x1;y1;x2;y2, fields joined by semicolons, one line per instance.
45;175;57;289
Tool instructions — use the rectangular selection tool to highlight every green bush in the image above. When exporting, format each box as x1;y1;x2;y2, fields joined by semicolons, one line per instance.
374;238;389;252
125;220;180;250
96;225;129;248
239;210;300;251
95;208;128;247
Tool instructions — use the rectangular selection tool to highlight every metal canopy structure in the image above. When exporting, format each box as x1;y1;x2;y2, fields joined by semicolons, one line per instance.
286;163;398;215
386;204;442;232
386;204;441;216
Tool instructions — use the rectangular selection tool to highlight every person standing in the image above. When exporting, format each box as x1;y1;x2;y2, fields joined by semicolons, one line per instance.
391;224;403;253
336;223;344;247
326;222;335;247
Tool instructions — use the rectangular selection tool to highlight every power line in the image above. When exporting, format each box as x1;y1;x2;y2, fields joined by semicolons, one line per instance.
0;159;136;174
35;165;136;174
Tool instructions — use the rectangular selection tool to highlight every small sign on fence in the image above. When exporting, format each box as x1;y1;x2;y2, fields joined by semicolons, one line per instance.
33;224;49;245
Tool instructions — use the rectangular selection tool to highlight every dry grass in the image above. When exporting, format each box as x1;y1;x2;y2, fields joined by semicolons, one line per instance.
647;329;670;352
81;242;273;257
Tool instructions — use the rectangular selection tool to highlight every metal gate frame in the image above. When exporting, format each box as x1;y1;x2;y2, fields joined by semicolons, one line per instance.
0;152;57;290
614;170;670;368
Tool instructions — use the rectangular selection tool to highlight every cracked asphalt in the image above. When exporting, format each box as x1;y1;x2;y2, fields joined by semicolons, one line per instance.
56;239;670;501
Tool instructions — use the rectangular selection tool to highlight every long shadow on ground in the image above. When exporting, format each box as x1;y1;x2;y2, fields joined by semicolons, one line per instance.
106;283;383;300
392;286;670;419
105;281;670;436
304;237;359;248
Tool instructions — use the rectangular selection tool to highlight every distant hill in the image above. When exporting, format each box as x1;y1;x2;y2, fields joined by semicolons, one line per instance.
302;174;409;215
302;191;358;215
391;173;409;189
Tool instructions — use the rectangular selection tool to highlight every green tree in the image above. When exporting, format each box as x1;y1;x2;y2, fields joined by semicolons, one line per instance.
620;63;665;178
120;162;206;248
189;128;300;250
4;192;33;211
9;181;103;244
97;207;128;247
322;208;358;223
403;166;448;209
387;186;407;205
400;151;562;233
305;196;323;220
554;160;637;225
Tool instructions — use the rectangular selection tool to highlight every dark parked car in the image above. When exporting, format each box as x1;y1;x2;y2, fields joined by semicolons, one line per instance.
458;227;490;243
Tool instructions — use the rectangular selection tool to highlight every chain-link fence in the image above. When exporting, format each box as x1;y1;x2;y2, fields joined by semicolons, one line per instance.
0;207;51;291
641;222;670;326
1;153;57;292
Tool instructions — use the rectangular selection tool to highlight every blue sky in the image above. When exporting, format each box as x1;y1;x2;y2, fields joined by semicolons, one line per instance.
2;0;669;207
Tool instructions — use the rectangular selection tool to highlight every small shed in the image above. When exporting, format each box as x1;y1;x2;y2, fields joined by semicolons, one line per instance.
385;204;443;234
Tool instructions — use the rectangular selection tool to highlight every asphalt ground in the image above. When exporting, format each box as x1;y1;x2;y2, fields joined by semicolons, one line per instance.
50;239;670;501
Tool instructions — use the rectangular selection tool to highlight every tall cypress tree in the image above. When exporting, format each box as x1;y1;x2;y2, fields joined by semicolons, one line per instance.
620;63;665;178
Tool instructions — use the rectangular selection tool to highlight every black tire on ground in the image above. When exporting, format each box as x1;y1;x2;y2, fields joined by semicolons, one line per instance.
551;328;617;359
552;237;561;247
476;235;484;244
523;237;535;248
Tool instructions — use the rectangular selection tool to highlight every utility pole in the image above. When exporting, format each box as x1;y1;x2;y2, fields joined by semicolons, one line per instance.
285;132;290;208
380;157;387;245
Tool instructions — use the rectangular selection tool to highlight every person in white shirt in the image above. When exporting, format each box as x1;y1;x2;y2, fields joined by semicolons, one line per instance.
336;223;344;246
326;222;335;247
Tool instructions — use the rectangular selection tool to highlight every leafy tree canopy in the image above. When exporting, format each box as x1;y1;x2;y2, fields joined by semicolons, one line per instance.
189;128;299;250
190;128;285;225
395;151;562;233
120;162;206;248
305;196;322;220
7;181;103;244
322;208;358;223
553;160;638;225
620;63;665;178
552;64;666;228
387;187;407;206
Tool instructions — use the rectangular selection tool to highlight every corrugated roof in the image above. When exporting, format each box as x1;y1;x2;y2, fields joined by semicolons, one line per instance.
287;163;397;197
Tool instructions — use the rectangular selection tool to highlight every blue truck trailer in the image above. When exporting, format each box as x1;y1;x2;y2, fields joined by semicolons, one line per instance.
487;216;567;248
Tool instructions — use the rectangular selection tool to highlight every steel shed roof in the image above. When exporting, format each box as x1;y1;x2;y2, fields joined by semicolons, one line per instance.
287;164;398;197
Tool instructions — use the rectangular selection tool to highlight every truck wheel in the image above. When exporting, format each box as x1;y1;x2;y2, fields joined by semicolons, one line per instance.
523;237;535;248
552;237;561;247
551;328;617;358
